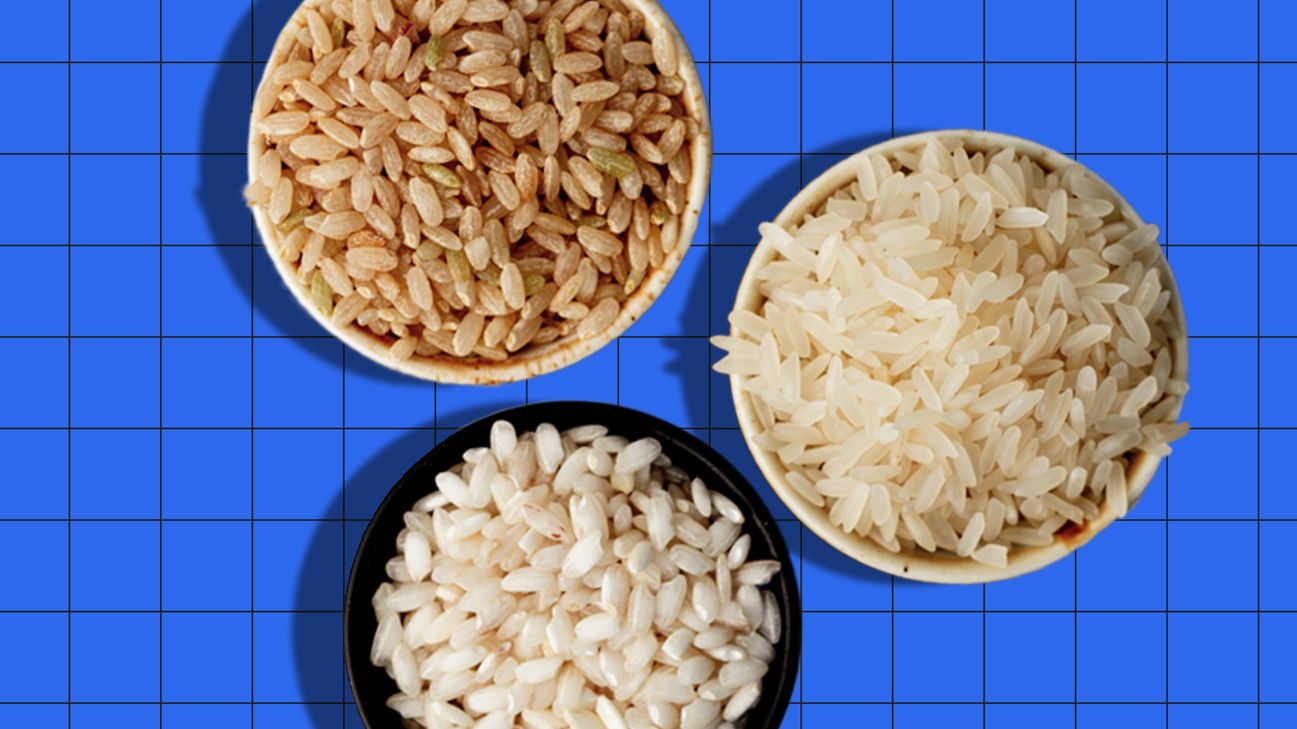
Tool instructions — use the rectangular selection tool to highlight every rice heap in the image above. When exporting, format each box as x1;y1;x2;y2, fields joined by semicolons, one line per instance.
713;136;1189;567
246;0;700;363
371;421;781;729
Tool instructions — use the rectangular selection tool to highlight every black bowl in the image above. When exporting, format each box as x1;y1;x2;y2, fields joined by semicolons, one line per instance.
345;401;801;729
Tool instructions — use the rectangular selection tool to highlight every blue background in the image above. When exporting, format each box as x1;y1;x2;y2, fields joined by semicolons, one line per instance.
0;0;1287;726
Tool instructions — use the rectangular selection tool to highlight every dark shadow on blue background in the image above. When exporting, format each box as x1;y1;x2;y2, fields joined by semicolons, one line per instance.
676;130;916;587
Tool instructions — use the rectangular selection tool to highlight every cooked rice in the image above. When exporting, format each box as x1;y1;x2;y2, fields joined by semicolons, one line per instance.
247;0;700;363
371;420;779;728
713;137;1189;566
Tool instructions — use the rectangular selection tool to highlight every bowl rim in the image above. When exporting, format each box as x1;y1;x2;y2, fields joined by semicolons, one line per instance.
248;0;712;385
343;400;802;729
728;129;1189;584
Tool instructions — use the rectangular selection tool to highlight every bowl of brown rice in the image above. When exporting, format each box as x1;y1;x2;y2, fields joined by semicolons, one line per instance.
246;0;710;384
714;130;1189;584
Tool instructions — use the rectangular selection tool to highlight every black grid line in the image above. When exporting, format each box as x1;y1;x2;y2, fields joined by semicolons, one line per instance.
1165;1;1172;721
1255;1;1263;721
65;0;72;722
157;1;164;722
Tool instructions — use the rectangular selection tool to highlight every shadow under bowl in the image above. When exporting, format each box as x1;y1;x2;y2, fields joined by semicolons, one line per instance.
344;401;801;729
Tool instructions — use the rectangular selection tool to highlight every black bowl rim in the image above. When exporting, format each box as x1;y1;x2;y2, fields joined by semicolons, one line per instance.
343;400;802;729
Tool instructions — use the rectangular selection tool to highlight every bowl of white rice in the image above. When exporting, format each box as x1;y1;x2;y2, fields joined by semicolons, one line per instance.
714;130;1189;584
344;401;800;729
246;0;710;384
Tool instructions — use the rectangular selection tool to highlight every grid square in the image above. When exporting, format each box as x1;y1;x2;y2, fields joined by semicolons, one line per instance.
162;0;251;61
71;64;160;152
1077;155;1167;232
1260;522;1297;609
4;4;68;60
345;429;440;520
1131;457;1167;520
528;344;619;404
1168;64;1258;152
1076;612;1166;701
253;612;342;702
1261;65;1297;152
162;429;251;518
1077;64;1166;153
803;612;891;701
162;705;252;729
894;613;981;701
1261;0;1297;60
1261;248;1297;334
71;706;158;728
436;381;526;428
256;704;342;729
0;339;68;427
1261;339;1297;427
343;357;437;428
895;704;982;729
0;66;68;152
1077;520;1166;610
1260;613;1297;700
986;612;1073;701
1169;704;1261;729
71;521;159;610
803;65;892;153
0;706;67;728
1263;705;1297;729
0;431;68;517
803;705;891;728
0;157;68;244
162;338;251;427
253;338;343;427
801;529;892;611
162;245;252;335
986;64;1075;153
1168;0;1257;60
711;64;799;153
1167;429;1257;518
71;430;160;518
658;0;707;61
1078;704;1167;729
1260;157;1297;244
70;0;159;60
803;0;890;61
163;63;249;153
893;64;983;132
709;155;801;246
1167;155;1257;245
252;254;331;336
985;552;1074;611
254;521;342;611
254;429;343;519
70;338;160;427
709;245;753;334
163;522;250;610
1168;612;1258;701
70;155;161;244
0;246;68;335
163;154;252;245
71;246;159;335
987;0;1074;60
709;429;792;519
70;613;160;701
1078;0;1165;60
1171;246;1256;336
1261;431;1297;518
711;0;798;61
620;337;710;429
894;0;982;60
1181;338;1256;427
0;614;67;701
1172;518;1250;609
628;245;709;336
986;704;1074;729
0;523;67;610
162;613;251;701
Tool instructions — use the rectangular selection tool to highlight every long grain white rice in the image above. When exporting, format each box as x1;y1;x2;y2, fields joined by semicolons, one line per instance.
372;421;779;728
713;136;1188;566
